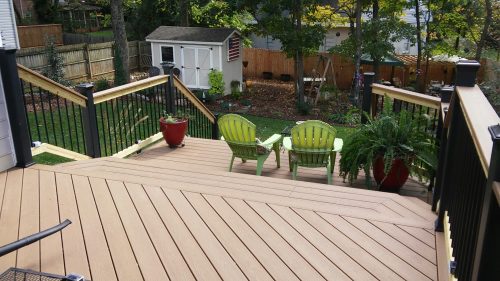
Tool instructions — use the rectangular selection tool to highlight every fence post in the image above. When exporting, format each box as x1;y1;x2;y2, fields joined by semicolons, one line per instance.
0;49;34;167
435;60;480;231
76;83;101;158
361;72;375;124
212;113;220;140
137;41;142;71
84;43;93;80
471;124;500;280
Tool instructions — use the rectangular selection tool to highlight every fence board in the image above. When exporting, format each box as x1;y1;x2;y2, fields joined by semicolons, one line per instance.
17;24;63;48
243;48;484;90
16;41;152;82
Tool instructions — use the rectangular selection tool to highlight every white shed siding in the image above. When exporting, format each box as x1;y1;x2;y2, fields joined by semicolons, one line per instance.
0;68;17;171
0;0;20;50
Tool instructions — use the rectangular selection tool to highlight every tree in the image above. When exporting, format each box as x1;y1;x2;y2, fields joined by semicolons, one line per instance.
179;0;190;26
238;0;326;104
353;0;363;102
414;0;423;92
475;0;492;60
110;0;130;84
33;0;58;24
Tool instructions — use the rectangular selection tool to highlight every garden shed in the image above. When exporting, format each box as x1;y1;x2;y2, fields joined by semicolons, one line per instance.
146;26;242;95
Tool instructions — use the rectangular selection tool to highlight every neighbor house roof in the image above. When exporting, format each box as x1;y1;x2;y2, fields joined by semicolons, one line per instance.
146;26;238;43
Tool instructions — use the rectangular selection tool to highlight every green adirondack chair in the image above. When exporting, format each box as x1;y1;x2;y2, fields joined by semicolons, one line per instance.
283;120;343;184
218;114;282;176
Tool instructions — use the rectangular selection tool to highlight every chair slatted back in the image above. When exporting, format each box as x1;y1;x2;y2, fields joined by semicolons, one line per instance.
291;120;336;167
218;114;259;159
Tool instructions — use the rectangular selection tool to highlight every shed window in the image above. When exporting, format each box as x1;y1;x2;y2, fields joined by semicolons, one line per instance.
161;46;174;62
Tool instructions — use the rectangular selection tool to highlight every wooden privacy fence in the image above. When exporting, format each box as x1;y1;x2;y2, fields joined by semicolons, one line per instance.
16;41;152;82
243;48;485;90
17;24;63;48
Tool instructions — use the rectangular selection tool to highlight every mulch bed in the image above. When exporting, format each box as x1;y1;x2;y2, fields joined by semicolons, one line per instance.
205;78;353;122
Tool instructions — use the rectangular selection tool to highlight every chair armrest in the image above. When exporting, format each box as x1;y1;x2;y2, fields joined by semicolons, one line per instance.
333;138;343;152
282;137;292;151
260;134;282;149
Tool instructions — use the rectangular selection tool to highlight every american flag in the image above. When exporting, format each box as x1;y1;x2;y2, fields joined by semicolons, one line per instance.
227;34;240;61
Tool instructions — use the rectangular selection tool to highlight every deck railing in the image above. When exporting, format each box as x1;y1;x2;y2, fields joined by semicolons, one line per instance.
18;64;218;159
363;62;499;280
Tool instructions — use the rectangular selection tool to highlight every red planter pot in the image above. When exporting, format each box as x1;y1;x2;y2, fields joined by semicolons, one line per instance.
159;118;188;147
373;157;410;192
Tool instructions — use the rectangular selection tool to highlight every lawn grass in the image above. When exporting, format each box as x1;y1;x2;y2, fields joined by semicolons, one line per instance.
32;152;74;165
239;114;355;140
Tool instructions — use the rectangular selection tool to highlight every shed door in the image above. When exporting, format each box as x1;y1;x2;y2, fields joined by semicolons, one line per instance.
0;69;16;171
181;46;213;89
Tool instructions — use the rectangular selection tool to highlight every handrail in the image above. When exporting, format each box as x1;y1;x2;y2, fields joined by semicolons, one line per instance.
493;181;500;207
456;85;500;176
93;75;169;104
372;84;441;109
173;75;216;123
17;64;87;107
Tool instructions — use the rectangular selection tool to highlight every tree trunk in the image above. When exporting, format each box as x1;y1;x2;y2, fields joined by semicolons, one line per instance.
111;0;130;84
475;0;492;60
372;0;380;82
415;0;423;92
423;0;433;91
179;0;190;26
353;0;362;103
294;0;305;104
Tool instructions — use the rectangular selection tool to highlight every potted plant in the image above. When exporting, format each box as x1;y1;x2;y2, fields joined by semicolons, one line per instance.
159;115;188;148
339;99;437;192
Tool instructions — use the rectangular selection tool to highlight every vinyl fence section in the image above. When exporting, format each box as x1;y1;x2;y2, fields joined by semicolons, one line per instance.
17;24;64;48
242;48;484;90
16;41;152;82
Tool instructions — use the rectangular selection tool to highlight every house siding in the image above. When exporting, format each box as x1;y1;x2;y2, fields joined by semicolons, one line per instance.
0;0;20;50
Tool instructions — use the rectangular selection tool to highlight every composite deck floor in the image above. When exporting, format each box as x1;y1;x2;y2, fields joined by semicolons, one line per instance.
0;138;445;281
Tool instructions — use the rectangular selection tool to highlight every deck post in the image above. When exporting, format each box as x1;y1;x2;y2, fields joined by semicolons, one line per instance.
161;62;176;115
471;125;500;280
0;49;34;167
435;61;481;231
361;72;374;124
77;83;101;158
212;113;219;140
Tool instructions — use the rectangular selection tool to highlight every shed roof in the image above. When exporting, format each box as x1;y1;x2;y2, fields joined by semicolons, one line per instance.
146;26;238;43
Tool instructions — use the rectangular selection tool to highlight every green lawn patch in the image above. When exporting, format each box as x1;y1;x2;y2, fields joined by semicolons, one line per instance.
239;114;355;140
86;30;113;37
32;152;74;165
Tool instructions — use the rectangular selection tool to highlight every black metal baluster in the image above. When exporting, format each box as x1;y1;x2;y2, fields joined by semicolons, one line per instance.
124;95;134;148
46;91;58;146
109;100;122;152
20;80;33;144
78;105;87;154
98;103;108;156
104;101;114;154
28;82;42;142
63;100;74;152
71;103;82;154
55;96;66;148
38;89;51;144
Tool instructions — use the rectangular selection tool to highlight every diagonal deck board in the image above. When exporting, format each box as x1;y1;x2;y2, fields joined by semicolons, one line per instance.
0;139;439;281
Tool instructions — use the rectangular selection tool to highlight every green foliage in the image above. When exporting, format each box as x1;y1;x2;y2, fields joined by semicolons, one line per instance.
127;0;178;40
339;98;437;188
241;99;252;106
479;63;500;115
191;0;254;46
296;101;312;115
230;80;242;98
113;45;127;86
94;79;111;92
34;0;59;24
208;69;225;96
329;106;361;126
43;37;69;86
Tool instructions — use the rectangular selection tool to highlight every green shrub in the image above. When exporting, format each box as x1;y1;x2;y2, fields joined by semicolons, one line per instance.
208;70;225;96
241;99;252;106
94;79;110;92
296;101;312;115
43;36;69;86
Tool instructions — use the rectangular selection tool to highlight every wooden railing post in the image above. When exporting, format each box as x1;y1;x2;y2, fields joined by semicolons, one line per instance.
361;72;375;124
472;124;500;280
212;113;220;140
0;49;34;167
76;83;101;158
